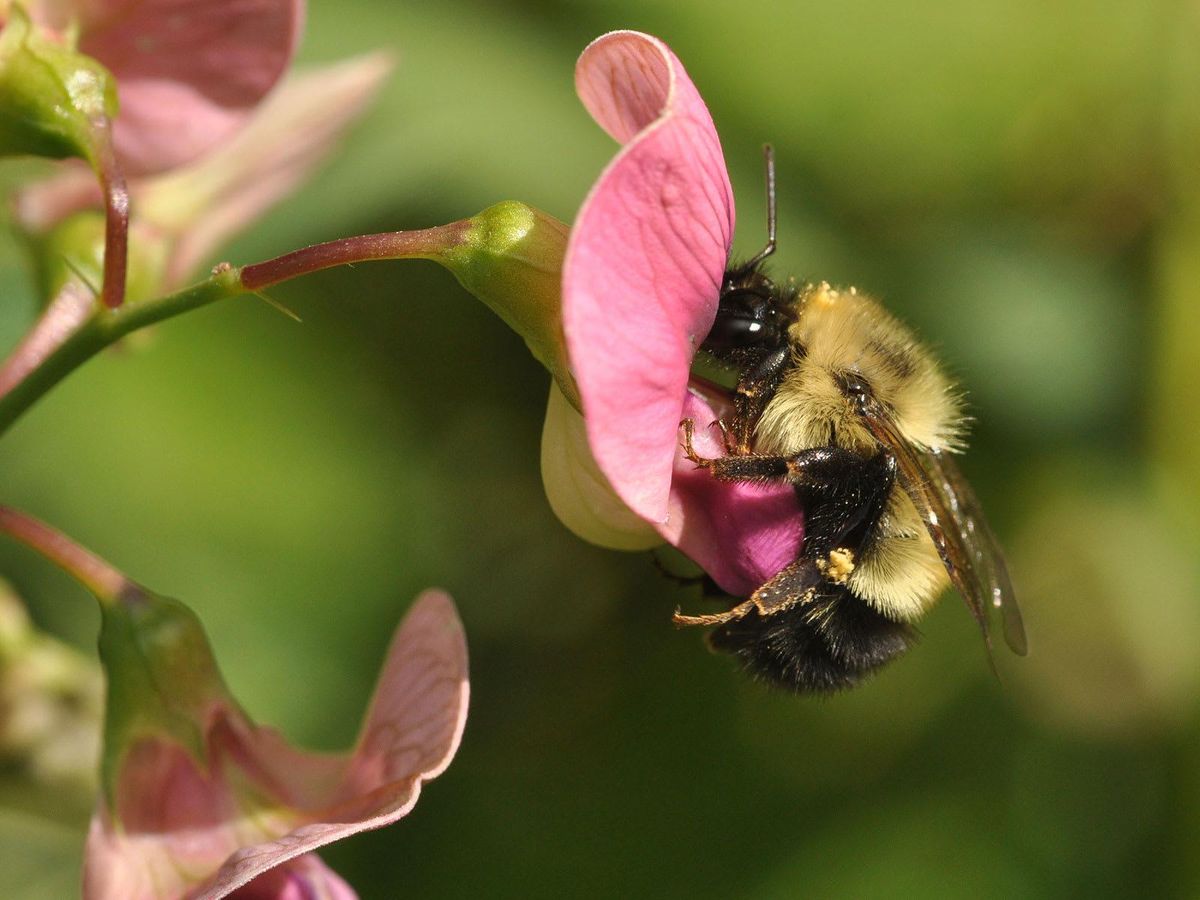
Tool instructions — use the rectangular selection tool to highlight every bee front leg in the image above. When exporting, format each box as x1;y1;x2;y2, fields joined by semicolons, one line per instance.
728;345;790;453
714;417;738;455
678;418;791;479
678;418;714;467
678;417;741;462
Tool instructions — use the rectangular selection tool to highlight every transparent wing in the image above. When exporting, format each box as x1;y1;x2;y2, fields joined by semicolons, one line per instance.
856;398;1027;656
924;450;1027;655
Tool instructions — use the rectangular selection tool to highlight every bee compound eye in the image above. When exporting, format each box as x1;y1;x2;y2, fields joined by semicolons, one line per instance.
704;311;770;349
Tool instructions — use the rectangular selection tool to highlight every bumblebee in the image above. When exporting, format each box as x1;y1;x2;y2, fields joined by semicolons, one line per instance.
675;148;1026;692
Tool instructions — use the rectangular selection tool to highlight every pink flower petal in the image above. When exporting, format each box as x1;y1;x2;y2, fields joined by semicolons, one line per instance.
229;854;356;900
76;0;305;176
194;590;468;899
9;163;101;233
140;53;392;287
563;30;734;526
83;591;469;900
663;386;802;596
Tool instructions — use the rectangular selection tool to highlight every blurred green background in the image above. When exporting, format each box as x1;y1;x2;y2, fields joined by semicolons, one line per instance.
2;0;1199;897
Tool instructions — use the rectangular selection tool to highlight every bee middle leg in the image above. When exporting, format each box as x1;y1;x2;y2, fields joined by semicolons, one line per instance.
680;424;896;555
680;418;791;478
681;424;883;492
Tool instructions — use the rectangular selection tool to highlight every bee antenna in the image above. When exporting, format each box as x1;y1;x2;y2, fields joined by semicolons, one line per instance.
742;144;777;271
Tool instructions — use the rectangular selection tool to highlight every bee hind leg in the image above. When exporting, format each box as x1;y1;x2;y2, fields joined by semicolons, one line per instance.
672;600;756;628
673;557;817;628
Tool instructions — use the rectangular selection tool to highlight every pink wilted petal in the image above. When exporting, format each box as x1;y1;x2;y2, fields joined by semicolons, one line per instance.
82;737;258;900
139;53;393;287
83;591;468;900
76;0;305;175
563;30;734;526
664;385;801;596
194;590;469;899
229;854;356;900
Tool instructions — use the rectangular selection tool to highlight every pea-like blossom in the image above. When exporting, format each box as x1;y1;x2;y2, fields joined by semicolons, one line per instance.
542;30;802;595
83;589;469;900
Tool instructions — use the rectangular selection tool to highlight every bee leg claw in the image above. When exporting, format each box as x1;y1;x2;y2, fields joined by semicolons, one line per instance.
672;600;755;628
715;418;737;454
678;418;713;468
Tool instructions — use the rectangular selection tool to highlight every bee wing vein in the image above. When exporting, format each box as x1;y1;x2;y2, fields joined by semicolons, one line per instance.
856;398;1026;657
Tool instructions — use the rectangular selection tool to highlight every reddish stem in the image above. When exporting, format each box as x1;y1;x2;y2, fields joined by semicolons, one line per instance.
91;120;129;310
240;221;471;290
0;506;131;603
0;280;94;400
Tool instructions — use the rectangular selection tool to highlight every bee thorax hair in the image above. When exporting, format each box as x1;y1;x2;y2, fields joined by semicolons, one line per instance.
756;283;965;458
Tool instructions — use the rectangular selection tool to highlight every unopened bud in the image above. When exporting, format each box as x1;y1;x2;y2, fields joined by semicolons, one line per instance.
0;5;117;164
440;201;580;409
97;586;233;811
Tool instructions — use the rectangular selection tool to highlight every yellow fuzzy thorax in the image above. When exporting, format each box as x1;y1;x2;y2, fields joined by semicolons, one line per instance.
755;282;964;458
754;282;961;620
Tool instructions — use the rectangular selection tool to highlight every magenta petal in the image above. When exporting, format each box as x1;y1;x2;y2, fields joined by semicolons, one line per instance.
78;0;305;175
663;387;802;596
563;30;734;525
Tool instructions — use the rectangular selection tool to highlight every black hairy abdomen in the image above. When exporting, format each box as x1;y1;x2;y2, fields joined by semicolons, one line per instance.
709;582;916;692
708;447;910;692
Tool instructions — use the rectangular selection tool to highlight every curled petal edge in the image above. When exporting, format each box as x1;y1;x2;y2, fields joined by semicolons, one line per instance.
563;30;735;526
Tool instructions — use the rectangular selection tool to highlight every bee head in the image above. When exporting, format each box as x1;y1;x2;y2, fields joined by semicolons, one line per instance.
703;266;788;353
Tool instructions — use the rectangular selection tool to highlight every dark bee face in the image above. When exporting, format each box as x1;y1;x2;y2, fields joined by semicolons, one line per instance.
702;267;788;355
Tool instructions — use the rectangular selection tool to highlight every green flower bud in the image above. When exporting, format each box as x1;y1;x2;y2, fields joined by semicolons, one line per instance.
0;4;118;164
440;201;580;409
97;585;236;807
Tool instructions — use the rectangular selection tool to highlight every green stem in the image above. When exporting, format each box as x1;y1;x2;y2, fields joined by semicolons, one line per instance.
0;267;244;436
0;219;478;437
0;505;131;603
